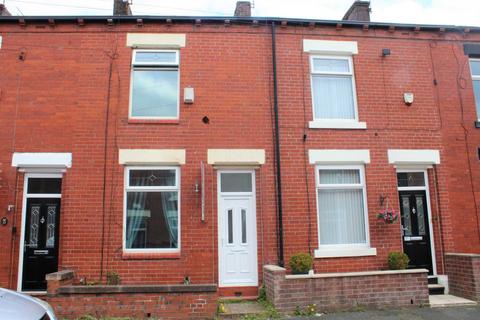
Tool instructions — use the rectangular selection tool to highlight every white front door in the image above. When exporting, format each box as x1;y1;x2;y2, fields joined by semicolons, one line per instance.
218;171;258;287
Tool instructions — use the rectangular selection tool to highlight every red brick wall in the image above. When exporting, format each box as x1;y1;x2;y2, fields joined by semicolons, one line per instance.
0;22;278;289
46;292;217;319
273;28;472;273
445;253;480;301
264;265;429;313
0;20;480;292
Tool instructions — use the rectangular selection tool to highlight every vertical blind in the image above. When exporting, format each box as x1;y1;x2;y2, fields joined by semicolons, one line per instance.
311;57;356;121
317;168;367;245
312;76;355;120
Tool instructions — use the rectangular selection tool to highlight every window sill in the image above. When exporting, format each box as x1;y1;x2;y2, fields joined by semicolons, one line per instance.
309;120;367;130
122;251;181;260
314;247;376;258
128;119;180;125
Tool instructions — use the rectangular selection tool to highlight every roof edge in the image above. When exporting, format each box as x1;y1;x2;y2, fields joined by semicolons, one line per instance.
0;15;478;32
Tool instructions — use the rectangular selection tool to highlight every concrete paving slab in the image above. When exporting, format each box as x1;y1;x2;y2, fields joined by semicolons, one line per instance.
429;295;477;308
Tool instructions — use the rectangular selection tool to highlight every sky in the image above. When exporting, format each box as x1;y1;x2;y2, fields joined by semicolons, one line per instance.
2;0;480;27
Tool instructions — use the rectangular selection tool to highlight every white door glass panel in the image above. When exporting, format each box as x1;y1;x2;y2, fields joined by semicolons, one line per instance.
131;69;178;118
220;173;252;193
227;209;233;244
312;76;355;120
241;208;247;244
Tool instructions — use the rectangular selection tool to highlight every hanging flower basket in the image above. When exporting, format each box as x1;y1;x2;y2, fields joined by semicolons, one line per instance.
377;208;398;224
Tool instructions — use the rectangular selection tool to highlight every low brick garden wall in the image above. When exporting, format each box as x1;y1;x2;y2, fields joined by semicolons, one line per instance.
45;271;218;319
264;265;429;313
445;253;480;301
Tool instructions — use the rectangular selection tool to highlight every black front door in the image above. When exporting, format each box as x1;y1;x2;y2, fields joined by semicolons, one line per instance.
22;198;61;291
399;190;433;274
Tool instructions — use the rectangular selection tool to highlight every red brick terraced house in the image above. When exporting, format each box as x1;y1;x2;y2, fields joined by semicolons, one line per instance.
0;0;480;318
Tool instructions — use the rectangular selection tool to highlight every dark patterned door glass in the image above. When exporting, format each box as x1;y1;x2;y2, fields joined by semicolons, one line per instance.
416;195;426;236
46;206;57;248
401;196;412;236
29;205;40;247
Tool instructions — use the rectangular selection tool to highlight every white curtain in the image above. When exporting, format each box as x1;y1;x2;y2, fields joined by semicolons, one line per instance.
161;192;178;248
312;75;354;120
318;189;366;245
126;191;147;248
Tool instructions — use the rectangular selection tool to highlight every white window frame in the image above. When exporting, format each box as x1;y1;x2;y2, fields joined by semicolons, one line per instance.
314;164;375;258
470;58;480;120
309;55;366;129
129;49;180;120
123;166;181;253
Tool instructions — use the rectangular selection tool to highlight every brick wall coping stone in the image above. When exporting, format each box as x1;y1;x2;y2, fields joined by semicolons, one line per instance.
45;270;74;281
285;268;429;279
445;253;480;258
57;284;217;294
264;265;285;272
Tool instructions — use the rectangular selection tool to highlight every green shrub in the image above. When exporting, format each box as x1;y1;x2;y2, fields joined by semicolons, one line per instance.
289;252;313;275
388;252;410;270
258;284;266;302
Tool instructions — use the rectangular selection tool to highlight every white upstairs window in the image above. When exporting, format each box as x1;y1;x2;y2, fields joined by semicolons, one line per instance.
309;55;365;129
129;50;180;119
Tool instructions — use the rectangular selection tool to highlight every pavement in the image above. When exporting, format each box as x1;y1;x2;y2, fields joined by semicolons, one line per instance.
287;305;480;320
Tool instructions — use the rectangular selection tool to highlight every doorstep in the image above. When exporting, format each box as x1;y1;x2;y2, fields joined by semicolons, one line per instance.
218;301;265;320
429;294;477;308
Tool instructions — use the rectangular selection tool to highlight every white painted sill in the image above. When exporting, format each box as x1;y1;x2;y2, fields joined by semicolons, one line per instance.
309;120;367;130
314;247;377;258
